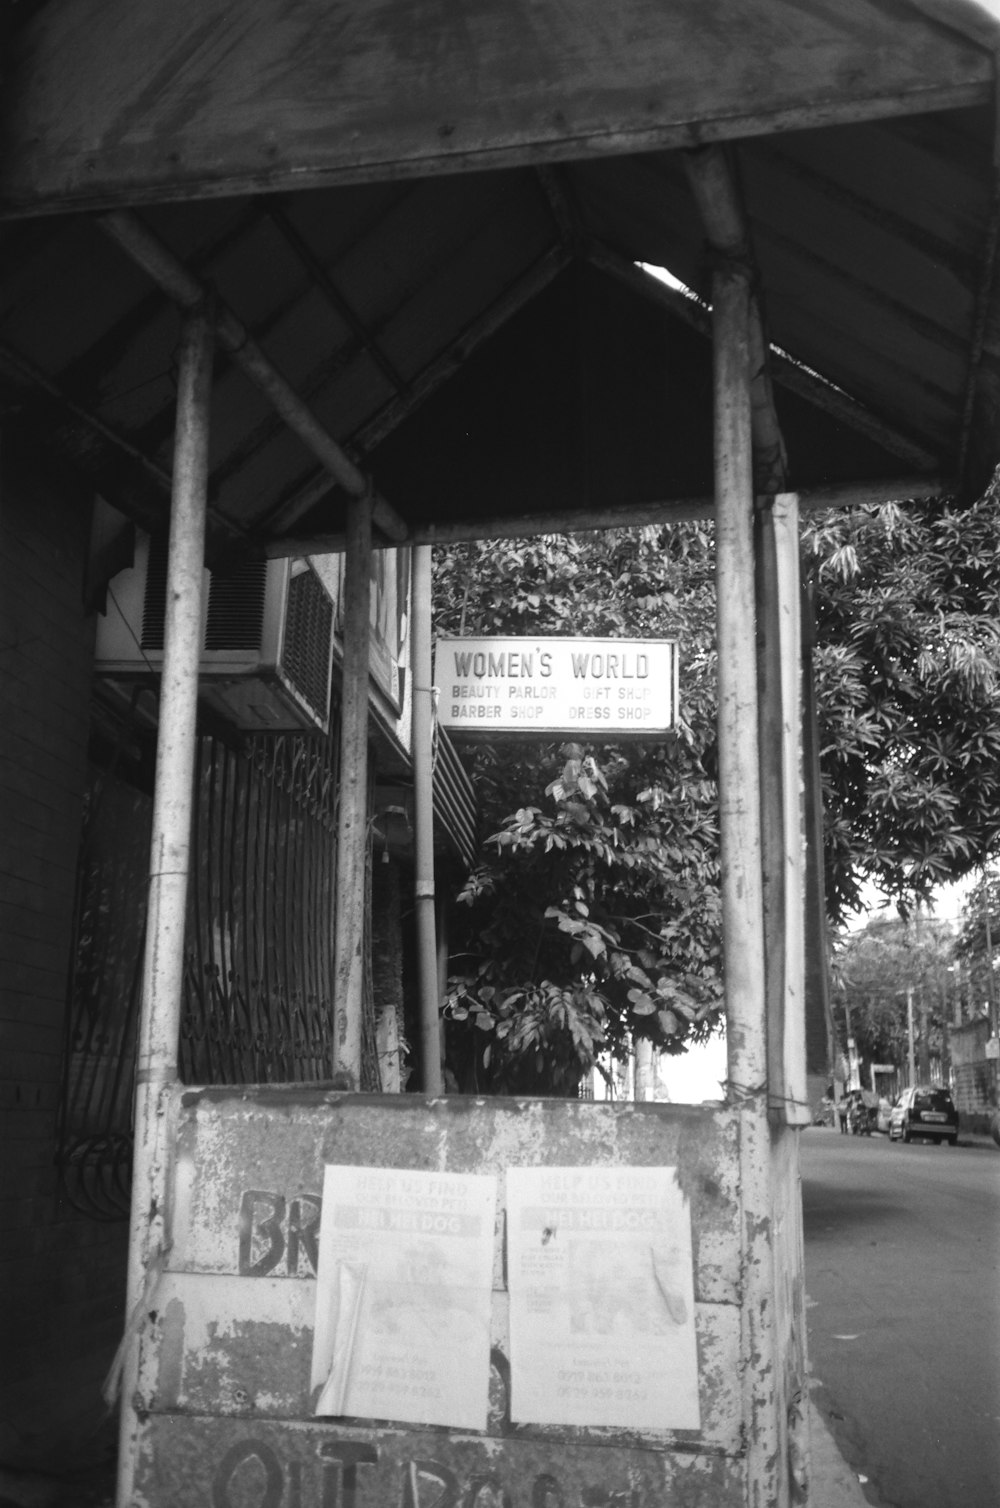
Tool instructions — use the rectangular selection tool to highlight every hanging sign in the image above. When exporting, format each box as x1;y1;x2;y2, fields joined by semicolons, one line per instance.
435;636;677;737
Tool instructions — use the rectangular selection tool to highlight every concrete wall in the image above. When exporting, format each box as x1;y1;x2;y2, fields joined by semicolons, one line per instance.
0;443;127;1468
124;1088;784;1507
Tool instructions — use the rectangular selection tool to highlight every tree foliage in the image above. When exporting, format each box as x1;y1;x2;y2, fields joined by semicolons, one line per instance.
805;479;1000;920
954;866;1000;1021
434;529;722;1093
831;915;953;1077
433;480;1000;1093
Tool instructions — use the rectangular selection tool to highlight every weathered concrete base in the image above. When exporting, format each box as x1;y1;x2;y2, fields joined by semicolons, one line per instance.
122;1088;807;1508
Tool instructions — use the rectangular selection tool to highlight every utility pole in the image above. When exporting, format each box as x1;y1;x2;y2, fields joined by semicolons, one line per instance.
906;987;916;1088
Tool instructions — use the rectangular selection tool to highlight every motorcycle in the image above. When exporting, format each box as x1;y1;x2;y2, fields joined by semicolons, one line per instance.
847;1090;879;1136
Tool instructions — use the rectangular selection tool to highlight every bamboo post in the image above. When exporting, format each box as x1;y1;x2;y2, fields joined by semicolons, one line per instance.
115;305;214;1507
332;494;373;1083
712;265;780;1507
412;545;444;1095
757;492;809;1124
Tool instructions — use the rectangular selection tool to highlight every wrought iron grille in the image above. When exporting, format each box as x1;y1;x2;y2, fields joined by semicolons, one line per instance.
59;706;381;1219
179;731;340;1086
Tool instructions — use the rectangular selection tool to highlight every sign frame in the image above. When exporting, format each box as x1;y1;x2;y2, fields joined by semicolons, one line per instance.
435;635;678;739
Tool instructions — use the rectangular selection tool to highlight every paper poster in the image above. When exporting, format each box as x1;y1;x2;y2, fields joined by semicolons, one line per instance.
506;1165;701;1431
310;1165;497;1430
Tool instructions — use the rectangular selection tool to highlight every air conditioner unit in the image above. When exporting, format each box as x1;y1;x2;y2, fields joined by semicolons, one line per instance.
95;532;335;734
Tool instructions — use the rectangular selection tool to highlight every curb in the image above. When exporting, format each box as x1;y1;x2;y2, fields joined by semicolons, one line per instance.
808;1396;872;1508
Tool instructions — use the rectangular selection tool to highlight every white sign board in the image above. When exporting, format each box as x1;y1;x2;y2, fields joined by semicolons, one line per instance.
435;637;677;737
311;1166;497;1430
506;1165;700;1431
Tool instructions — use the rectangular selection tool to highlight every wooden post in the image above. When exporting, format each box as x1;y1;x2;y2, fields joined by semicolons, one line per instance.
712;266;780;1508
332;494;372;1083
116;305;214;1507
412;545;444;1095
757;493;809;1124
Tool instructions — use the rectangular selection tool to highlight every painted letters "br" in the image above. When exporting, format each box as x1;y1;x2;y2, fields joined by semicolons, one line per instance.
237;1189;322;1276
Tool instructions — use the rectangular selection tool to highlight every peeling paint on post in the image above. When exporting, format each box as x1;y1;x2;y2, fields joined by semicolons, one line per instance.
116;305;214;1508
712;264;781;1507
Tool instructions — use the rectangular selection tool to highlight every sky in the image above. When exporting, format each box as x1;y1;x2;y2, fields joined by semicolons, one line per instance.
659;1032;728;1103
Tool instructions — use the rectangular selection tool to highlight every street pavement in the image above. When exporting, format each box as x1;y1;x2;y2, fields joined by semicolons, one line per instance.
801;1126;1000;1508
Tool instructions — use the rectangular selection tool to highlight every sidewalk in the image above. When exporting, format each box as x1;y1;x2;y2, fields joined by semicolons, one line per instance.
809;1394;872;1508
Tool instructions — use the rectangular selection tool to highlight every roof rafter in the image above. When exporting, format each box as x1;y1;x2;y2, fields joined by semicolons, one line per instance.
260;242;572;537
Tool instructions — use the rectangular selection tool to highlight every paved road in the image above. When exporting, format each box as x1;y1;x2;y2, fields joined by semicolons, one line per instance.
801;1128;1000;1508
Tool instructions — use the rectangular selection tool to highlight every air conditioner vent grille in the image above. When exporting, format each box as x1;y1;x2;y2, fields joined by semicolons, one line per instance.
140;534;169;651
283;566;334;723
205;561;268;651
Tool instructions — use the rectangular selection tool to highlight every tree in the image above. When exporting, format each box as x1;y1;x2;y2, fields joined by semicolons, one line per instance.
954;866;1000;1027
434;529;723;1093
831;913;954;1082
804;479;1000;921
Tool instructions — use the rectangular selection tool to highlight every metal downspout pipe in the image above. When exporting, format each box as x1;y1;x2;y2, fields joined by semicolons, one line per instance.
412;544;444;1095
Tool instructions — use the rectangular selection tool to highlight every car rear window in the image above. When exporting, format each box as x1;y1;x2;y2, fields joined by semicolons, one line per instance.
913;1090;954;1112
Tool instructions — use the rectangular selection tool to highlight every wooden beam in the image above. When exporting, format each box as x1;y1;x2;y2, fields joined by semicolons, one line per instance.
332;493;373;1085
756;493;809;1125
712;258;782;1501
0;0;991;217
116;303;214;1506
535;165;586;253
262;474;951;556
683;145;788;494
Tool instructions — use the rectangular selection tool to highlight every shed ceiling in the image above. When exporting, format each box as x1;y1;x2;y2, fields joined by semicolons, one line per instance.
0;1;997;560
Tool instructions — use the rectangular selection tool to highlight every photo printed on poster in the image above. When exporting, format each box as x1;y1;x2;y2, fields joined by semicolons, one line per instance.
506;1165;700;1430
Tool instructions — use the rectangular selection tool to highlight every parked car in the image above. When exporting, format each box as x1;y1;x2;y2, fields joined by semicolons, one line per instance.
888;1086;959;1145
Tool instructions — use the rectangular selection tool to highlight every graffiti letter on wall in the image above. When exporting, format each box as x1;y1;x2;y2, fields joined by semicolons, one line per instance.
288;1195;322;1275
238;1191;286;1276
211;1439;284;1508
401;1459;461;1508
318;1442;378;1508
